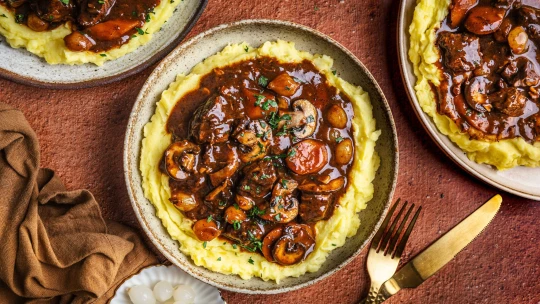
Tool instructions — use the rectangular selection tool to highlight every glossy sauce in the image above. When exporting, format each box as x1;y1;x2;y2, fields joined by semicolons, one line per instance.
435;0;540;142
164;57;355;260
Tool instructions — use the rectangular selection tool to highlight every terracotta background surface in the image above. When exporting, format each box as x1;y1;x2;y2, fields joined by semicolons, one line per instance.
1;0;539;303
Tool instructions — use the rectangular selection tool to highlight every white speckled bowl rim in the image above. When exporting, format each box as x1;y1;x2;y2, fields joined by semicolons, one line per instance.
398;0;540;200
0;0;207;89
124;19;398;294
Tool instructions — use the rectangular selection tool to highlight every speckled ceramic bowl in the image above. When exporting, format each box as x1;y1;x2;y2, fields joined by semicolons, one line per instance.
0;0;207;89
398;0;540;200
124;19;398;294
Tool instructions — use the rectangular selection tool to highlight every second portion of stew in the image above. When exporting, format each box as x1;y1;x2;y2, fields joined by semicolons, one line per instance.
162;56;356;266
435;0;540;142
0;0;160;52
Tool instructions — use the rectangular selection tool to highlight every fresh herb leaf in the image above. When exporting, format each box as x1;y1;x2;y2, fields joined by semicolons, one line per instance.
244;45;249;52
217;257;221;261
258;75;268;87
207;215;213;222
232;244;238;249
244;185;251;191
218;200;226;207
97;0;104;4
60;0;69;5
145;14;151;22
305;114;315;123
248;257;254;264
247;206;265;218
254;94;265;106
232;220;241;230
281;179;288;189
274;214;281;221
332;243;337;246
0;14;7;18
99;54;106;57
336;136;344;143
261;99;277;111
287;148;296;158
332;70;337;75
233;203;240;210
203;241;207;248
14;14;24;24
135;27;145;35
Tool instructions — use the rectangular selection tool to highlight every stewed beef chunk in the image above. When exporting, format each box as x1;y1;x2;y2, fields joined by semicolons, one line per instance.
438;32;482;73
189;94;237;144
77;0;116;27
32;0;75;23
491;87;529;116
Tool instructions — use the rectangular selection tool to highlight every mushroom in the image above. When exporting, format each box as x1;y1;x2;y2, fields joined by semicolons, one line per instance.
193;218;221;241
268;73;301;97
326;104;348;129
224;205;247;224
271;224;315;266
209;147;240;187
164;140;201;181
205;179;233;202
259;179;299;223
262;227;283;262
508;26;529;55
235;194;256;210
170;191;199;212
278;99;318;139
234;120;271;163
464;76;492;112
448;0;478;28
285;139;329;175
27;13;49;32
298;176;345;193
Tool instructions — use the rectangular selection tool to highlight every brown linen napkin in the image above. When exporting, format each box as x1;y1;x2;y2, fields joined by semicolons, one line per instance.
0;103;158;303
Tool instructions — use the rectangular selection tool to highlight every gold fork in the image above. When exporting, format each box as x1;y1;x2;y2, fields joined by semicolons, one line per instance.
364;199;422;304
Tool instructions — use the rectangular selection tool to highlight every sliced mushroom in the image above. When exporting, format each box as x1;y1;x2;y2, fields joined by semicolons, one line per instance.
259;179;299;223
262;227;283;262
449;0;478;28
209;146;240;187
298;176;345;193
193;219;221;241
235;194;255;210
279;99;318;138
170;191;198;212
268;73;301;97
286;139;329;175
464;76;492;112
164;140;201;181
271;224;315;266
234;120;271;162
27;13;49;32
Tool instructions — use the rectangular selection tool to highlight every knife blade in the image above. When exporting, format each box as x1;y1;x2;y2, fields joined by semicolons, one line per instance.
376;194;502;302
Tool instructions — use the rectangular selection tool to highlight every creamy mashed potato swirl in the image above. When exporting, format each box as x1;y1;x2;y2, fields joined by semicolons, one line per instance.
409;0;540;170
140;41;380;282
0;0;179;65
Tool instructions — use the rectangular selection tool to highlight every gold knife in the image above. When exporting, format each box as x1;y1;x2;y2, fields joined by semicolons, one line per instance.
375;194;502;303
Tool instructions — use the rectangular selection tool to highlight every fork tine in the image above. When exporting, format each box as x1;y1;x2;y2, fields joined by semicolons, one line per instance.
387;203;415;255
371;198;401;249
392;206;422;258
377;201;408;253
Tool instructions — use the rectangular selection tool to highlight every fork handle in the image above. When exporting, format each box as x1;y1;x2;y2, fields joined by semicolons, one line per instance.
365;285;380;304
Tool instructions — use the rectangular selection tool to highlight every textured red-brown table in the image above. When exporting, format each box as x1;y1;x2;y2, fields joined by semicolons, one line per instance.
1;0;539;303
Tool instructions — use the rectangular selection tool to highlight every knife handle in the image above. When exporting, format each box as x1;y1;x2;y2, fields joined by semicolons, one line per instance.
365;286;380;304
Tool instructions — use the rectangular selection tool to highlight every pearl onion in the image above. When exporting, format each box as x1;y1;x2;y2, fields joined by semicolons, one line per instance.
153;281;174;302
128;285;156;304
173;284;195;303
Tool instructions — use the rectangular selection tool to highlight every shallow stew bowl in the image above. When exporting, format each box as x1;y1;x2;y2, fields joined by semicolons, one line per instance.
124;19;398;294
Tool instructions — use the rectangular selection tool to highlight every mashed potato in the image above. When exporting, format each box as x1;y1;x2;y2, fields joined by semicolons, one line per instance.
0;0;179;65
140;41;381;282
409;0;540;170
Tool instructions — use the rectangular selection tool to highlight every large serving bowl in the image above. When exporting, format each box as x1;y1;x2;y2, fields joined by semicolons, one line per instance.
124;19;398;294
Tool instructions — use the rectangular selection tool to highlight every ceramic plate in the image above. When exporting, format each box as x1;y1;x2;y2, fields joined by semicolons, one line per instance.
111;264;224;304
0;0;207;89
398;0;540;200
124;19;398;294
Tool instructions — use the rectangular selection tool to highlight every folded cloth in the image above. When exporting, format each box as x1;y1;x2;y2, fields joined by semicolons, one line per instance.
0;103;158;303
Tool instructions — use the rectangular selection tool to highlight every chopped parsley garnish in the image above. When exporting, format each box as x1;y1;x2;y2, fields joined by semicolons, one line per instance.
0;14;7;18
244;185;251;191
203;241;207;248
293;77;305;83
14;14;24;24
285;86;291;91
261;99;278;111
247;206;265;218
99;54;106;57
254;94;265;106
218;200;226;207
260;174;270;179
336;136;344;143
281;179;288;189
232;220;241;230
135;27;146;35
244;45;249;52
332;243;337;246
97;0;104;4
332;70;337;75
132;11;138;17
145;14;151;22
287;148;297;158
274;214;281;221
60;0;69;5
305;114;315;123
170;0;174;3
217;257;221;261
233;203;240;210
232;244;238;249
207;215;213;222
248;257;254;264
258;75;268;87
